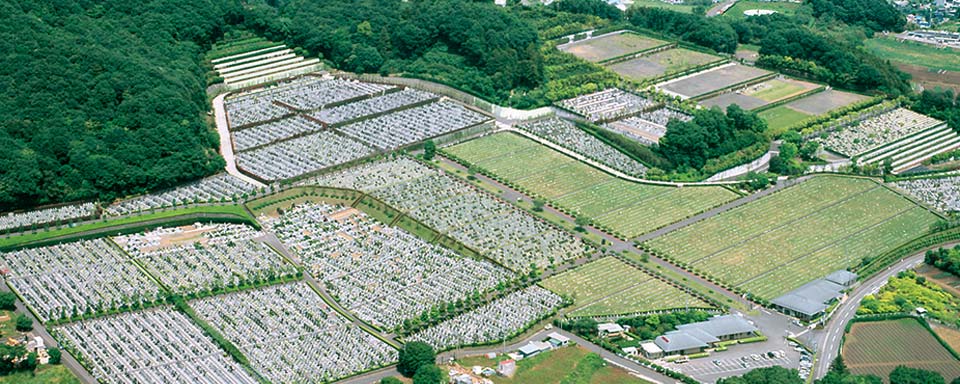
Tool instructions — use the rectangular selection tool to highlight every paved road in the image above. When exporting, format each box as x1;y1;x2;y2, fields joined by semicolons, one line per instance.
811;242;960;380
212;93;266;188
707;0;737;17
0;283;98;384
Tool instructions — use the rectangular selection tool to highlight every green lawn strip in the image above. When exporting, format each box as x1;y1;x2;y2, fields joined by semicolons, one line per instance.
245;186;363;217
0;364;80;384
620;251;748;312
0;205;257;250
865;37;960;72
759;105;814;136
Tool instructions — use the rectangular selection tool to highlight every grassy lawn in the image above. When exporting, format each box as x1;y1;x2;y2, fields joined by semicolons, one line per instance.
0;365;80;384
541;257;712;316
644;176;940;300
455;346;651;384
631;0;697;13
866;37;960;72
445;133;738;238
758;105;813;134
245;186;362;217
843;318;960;381
0;205;256;250
747;79;810;102
724;1;800;18
560;32;669;63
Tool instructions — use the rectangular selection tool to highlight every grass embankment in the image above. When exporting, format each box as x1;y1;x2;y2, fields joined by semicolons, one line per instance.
866;37;960;72
0;205;256;250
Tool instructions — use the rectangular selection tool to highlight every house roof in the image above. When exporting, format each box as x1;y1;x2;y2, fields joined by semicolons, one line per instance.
641;342;663;354
825;270;857;286
598;323;624;333
654;331;709;352
677;315;757;339
547;332;570;343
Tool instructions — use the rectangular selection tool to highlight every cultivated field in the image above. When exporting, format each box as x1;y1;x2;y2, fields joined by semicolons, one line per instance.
607;48;722;82
559;32;669;63
540;257;712;317
699;78;819;111
445;133;738;238
866;37;960;73
843;318;960;382
659;64;773;99
644;176;940;300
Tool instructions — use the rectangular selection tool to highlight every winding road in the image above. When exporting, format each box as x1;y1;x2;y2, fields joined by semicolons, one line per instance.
212;93;266;188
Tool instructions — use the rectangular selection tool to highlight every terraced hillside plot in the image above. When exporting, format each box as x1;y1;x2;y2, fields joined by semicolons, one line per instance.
192;283;397;383
843;319;960;382
644;176;940;300
1;239;162;322
445;133;738;238
558;32;668;63
541;257;711;317
263;202;512;330
54;308;257;384
113;223;298;295
659;65;772;99
817;108;944;158
607;48;722;82
699;78;819;111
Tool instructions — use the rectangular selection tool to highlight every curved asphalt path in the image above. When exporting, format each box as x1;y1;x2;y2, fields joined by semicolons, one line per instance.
212;93;266;188
811;242;960;380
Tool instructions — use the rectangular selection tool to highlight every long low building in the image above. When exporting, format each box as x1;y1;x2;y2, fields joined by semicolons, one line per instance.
771;270;857;320
650;315;758;356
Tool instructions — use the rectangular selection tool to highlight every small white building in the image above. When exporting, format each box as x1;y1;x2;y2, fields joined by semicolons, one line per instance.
598;323;625;338
641;342;664;359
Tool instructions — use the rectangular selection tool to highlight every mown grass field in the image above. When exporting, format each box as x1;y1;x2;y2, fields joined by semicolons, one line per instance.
559;32;669;63
456;346;652;384
445;133;738;238
866;37;960;72
723;1;801;18
0;365;80;384
631;0;697;13
843;318;960;381
758;104;813;133
644;176;940;300
541;257;712;317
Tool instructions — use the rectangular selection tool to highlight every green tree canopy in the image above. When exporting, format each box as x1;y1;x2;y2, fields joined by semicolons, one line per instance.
398;341;436;377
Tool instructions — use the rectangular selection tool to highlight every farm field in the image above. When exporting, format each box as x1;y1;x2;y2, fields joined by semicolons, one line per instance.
607;48;723;82
866;37;960;72
456;346;652;384
723;1;801;18
444;133;738;238
658;64;773;99
558;32;669;63
843;318;960;382
699;78;820;111
540;257;712;317
644;176;940;300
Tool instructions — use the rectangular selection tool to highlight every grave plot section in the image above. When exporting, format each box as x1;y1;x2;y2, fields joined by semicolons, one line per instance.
556;89;656;123
816;108;956;172
1;239;162;322
658;64;773;99
262;202;512;330
0;202;96;232
644;176;940;300
113;223;298;295
191;282;397;383
517;117;648;177
231;115;324;152
53;308;257;384
843;318;960;381
309;88;437;125
105;173;257;216
699;78;820;111
604;107;692;145
445;133;738;238
558;31;669;63
336;100;491;150
607;48;724;82
236;131;375;181
540;257;712;317
894;177;960;212
409;286;564;351
308;159;589;271
224;77;395;127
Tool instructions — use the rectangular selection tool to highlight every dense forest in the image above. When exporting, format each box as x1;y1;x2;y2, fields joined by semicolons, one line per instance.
0;0;237;210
